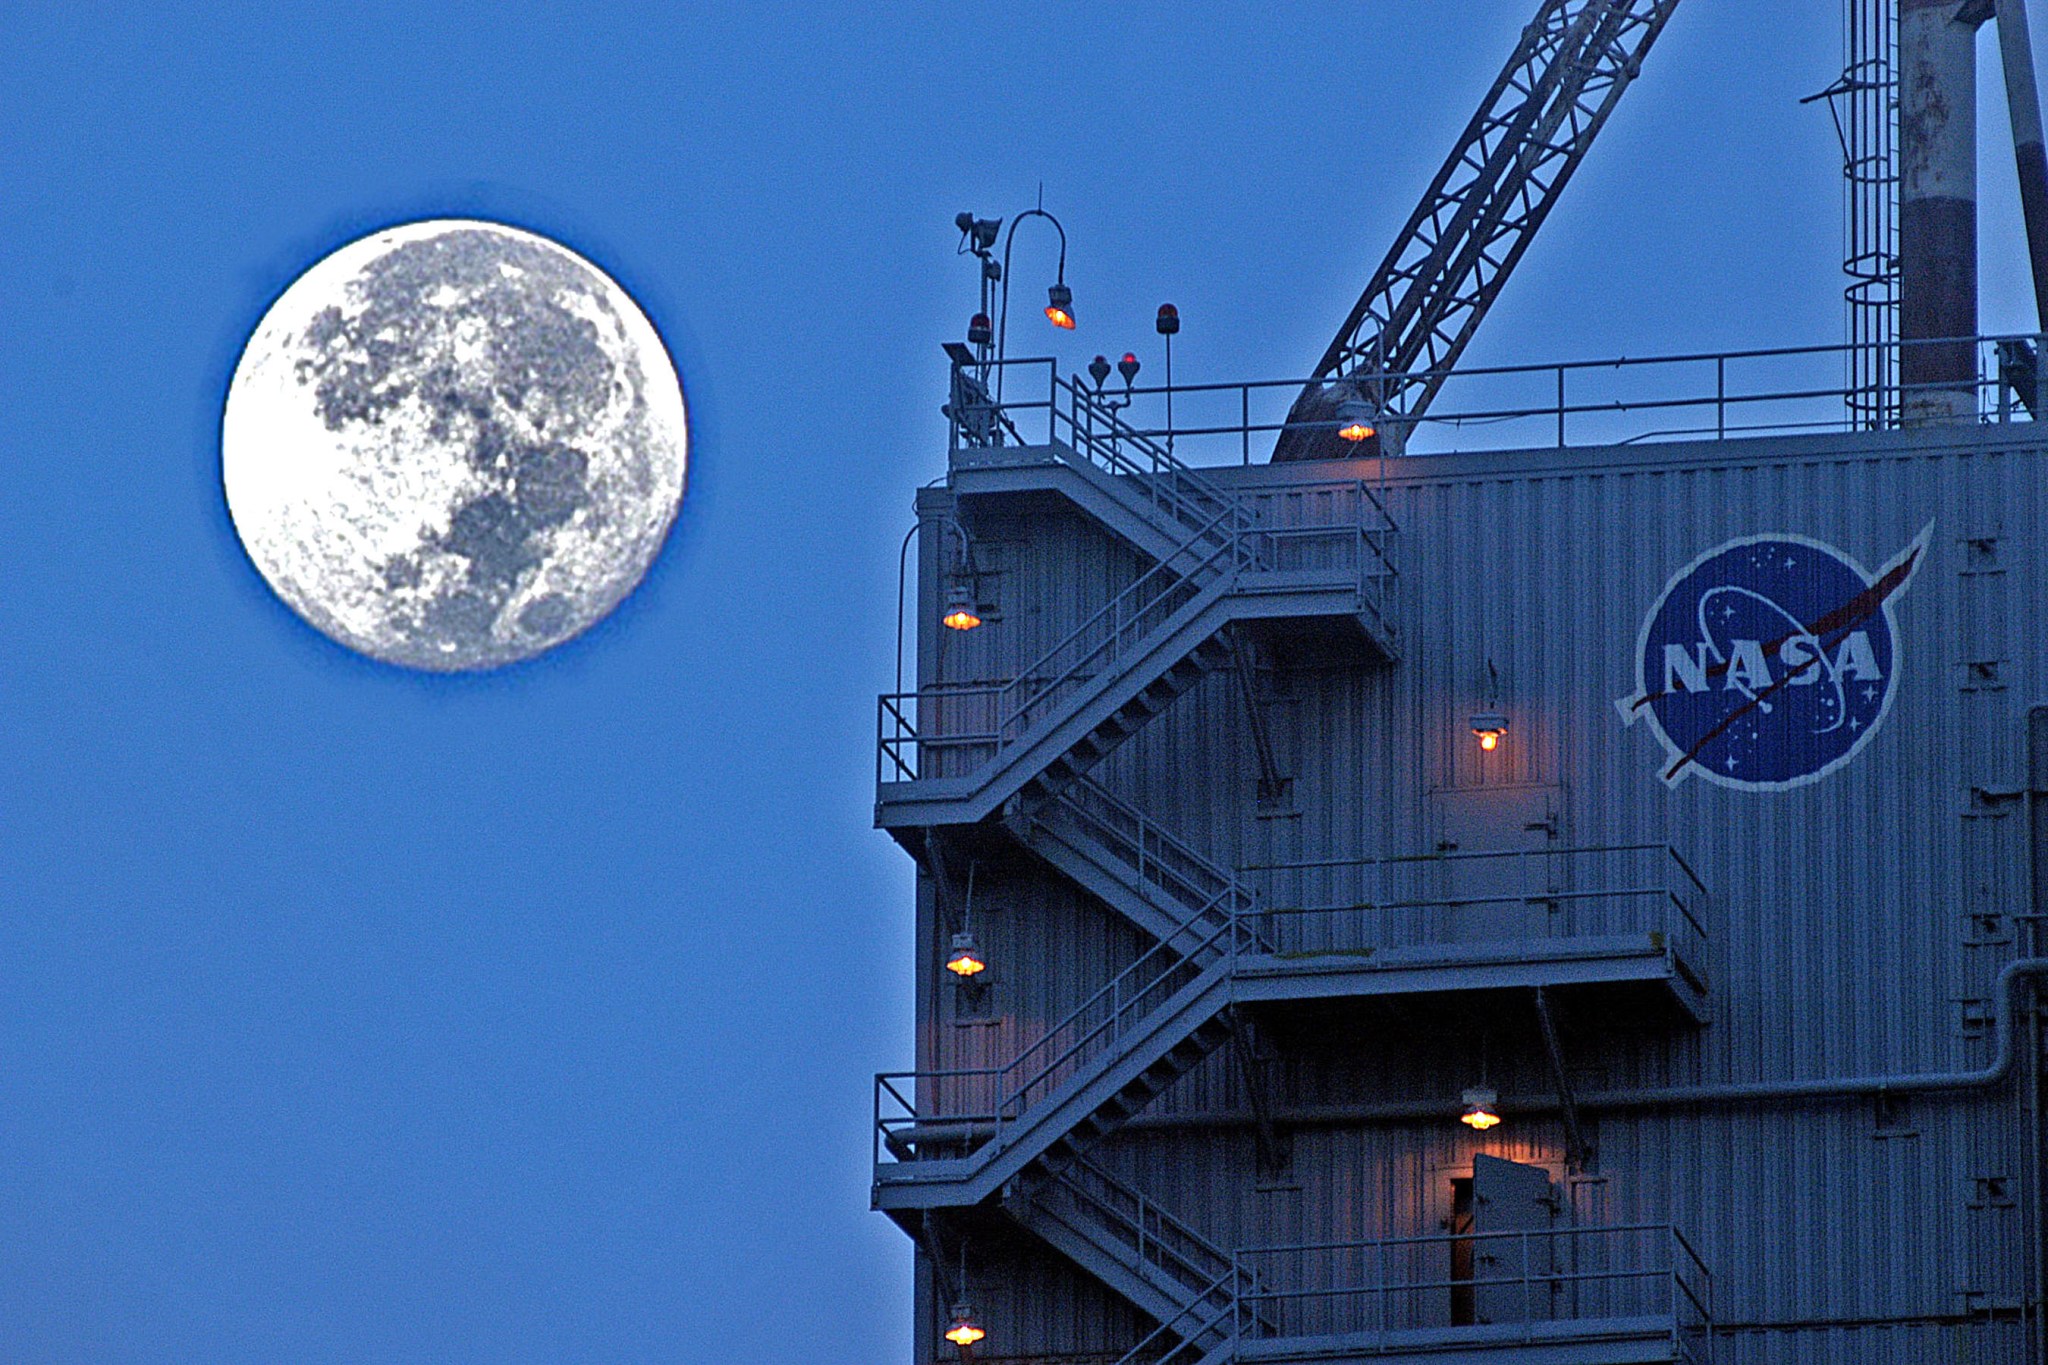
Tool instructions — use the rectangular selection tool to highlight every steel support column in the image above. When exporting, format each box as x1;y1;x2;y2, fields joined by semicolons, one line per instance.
1997;0;2048;328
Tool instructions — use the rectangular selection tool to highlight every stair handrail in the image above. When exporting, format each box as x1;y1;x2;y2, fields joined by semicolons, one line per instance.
1042;780;1276;957
1110;1266;1243;1365
881;471;1400;784
1056;374;1247;544
1033;1168;1233;1312
995;508;1248;747
995;894;1239;1133
1061;1156;1288;1338
875;888;1249;1166
1056;1154;1237;1286
873;515;1239;782
1059;778;1256;916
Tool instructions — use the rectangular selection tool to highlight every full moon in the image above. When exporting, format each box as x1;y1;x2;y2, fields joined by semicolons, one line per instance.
223;219;687;671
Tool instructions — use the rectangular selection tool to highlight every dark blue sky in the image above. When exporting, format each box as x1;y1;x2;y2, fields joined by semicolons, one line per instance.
1;4;2039;1361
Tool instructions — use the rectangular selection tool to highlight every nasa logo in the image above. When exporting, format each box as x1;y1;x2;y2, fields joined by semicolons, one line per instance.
1615;526;1931;790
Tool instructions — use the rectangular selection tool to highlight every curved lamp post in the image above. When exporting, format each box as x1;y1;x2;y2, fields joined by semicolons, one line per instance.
995;206;1071;399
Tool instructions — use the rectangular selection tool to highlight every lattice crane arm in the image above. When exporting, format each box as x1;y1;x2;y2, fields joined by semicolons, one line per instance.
1275;0;1682;460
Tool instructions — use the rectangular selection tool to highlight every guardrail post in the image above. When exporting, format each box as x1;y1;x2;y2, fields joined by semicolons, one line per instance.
1522;1230;1534;1336
1232;1251;1243;1341
1716;355;1726;438
1376;1238;1387;1336
2038;335;2048;421
1669;1255;1680;1355
1556;367;1566;447
1702;1245;1714;1365
1049;360;1058;447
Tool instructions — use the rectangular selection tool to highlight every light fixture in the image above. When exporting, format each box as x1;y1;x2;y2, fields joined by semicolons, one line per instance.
945;931;987;979
1335;396;1376;443
942;583;982;631
968;312;993;347
945;1303;986;1347
1117;352;1140;385
955;212;1001;252
1461;1086;1502;1130
1470;711;1508;753
1045;281;1075;329
1157;305;1180;452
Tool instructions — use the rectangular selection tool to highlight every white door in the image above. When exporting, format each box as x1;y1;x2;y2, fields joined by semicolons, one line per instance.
1470;1153;1559;1325
1431;786;1564;945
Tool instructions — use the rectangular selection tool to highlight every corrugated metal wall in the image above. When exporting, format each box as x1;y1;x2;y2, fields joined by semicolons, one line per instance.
904;425;2047;1363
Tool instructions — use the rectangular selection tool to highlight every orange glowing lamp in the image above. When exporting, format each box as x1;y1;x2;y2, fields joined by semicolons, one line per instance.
942;584;982;631
1335;397;1376;443
1045;282;1075;330
945;1304;987;1346
1470;712;1508;753
1461;1087;1502;1130
944;932;987;980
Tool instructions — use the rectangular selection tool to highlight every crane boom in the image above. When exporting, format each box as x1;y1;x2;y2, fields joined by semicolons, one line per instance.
1275;0;1681;460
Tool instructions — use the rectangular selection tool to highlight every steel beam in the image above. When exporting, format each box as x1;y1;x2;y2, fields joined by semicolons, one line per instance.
1275;0;1682;460
1997;0;2048;329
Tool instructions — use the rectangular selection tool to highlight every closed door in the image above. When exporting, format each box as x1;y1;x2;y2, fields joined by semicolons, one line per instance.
1432;786;1563;944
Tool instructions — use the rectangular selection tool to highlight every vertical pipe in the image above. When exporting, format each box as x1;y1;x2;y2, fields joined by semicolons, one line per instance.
2030;706;2048;1360
1899;0;1980;421
1998;0;2048;328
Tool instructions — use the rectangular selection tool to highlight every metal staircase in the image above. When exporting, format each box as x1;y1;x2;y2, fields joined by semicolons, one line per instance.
1115;1286;1247;1365
1012;777;1258;962
876;892;1263;1353
882;373;1395;833
878;384;1398;1354
877;512;1394;834
874;894;1251;1213
951;370;1259;571
1017;1157;1279;1354
880;387;1719;1357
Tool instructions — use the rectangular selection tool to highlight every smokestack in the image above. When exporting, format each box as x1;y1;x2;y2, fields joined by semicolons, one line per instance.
1899;0;1980;422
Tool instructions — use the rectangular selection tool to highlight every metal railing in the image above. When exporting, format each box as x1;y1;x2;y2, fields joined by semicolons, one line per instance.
955;367;1250;547
1044;777;1260;935
1112;1266;1248;1365
879;507;1238;783
874;892;1257;1173
878;511;1391;784
946;336;2046;466
1239;843;1709;969
1042;1156;1256;1320
875;843;1710;1171
1227;1223;1713;1364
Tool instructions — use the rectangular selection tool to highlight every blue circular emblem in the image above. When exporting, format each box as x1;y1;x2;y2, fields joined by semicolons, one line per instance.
1616;528;1928;791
